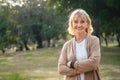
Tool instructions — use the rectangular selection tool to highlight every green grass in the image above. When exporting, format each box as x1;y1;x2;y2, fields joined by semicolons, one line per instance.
100;47;120;80
0;59;8;66
101;42;118;47
0;73;28;80
0;47;120;80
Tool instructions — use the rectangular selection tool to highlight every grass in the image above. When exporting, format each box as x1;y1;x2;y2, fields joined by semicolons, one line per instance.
0;73;28;80
0;48;60;80
0;46;120;80
100;47;120;80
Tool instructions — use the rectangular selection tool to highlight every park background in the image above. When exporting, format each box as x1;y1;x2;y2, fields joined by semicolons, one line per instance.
0;0;120;80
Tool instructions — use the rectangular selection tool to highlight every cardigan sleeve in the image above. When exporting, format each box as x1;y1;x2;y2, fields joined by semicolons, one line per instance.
74;36;101;73
58;42;77;76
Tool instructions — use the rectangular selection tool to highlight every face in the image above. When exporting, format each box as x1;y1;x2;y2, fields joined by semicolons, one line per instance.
72;15;88;35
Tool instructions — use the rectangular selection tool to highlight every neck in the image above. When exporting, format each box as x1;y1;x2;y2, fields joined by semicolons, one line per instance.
75;32;87;43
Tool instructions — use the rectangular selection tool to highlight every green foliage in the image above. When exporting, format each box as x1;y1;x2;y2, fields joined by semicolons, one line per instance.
11;0;66;48
0;5;17;48
1;0;120;48
106;0;120;10
0;73;28;80
47;0;120;46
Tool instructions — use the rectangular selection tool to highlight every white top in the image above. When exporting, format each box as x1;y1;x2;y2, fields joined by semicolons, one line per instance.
76;39;88;80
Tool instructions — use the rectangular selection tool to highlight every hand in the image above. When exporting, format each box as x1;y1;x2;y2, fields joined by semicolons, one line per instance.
67;61;71;67
76;70;80;75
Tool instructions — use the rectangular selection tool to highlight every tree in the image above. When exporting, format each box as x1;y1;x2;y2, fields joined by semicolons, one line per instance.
47;0;120;46
10;0;45;49
11;0;66;48
0;2;17;53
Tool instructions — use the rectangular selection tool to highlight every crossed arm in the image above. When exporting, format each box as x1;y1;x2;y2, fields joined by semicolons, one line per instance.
58;37;101;76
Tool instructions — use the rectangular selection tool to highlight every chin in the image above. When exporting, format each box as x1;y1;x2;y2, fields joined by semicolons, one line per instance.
77;30;83;33
77;30;85;34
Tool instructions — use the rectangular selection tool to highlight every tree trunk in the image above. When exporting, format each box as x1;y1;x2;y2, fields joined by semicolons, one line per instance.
101;35;108;47
36;37;43;48
31;25;43;48
117;35;120;47
93;19;101;45
104;37;108;47
1;48;5;54
23;40;29;50
47;39;50;47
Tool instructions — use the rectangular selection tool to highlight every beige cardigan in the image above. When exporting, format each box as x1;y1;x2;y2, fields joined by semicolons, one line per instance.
58;35;101;80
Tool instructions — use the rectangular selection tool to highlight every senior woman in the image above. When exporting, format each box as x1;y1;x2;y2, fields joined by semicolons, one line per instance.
58;9;101;80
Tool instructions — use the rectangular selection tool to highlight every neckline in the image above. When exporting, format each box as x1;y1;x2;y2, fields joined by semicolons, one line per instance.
75;33;87;43
76;39;86;44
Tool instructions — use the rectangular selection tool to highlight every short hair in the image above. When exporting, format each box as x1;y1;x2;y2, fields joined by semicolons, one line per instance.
68;9;93;35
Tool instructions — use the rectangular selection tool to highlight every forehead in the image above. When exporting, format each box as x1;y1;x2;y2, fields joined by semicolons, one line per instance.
73;13;87;21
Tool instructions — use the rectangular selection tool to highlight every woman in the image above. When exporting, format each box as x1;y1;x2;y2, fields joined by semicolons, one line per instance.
58;9;101;80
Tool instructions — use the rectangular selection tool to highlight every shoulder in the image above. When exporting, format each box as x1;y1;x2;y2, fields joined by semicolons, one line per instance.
87;35;99;41
63;38;74;47
87;35;100;44
61;38;74;52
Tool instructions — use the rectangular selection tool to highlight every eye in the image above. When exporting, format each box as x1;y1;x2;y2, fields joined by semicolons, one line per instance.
81;20;85;23
74;20;78;23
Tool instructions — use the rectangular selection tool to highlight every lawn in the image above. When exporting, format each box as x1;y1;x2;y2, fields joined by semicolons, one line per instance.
0;46;120;80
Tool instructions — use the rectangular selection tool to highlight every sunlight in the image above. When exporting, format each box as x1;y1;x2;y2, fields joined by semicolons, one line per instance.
7;0;24;7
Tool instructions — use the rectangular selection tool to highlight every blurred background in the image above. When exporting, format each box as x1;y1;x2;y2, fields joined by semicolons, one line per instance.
0;0;120;80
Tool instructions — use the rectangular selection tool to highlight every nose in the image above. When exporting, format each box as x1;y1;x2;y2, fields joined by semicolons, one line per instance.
77;23;82;27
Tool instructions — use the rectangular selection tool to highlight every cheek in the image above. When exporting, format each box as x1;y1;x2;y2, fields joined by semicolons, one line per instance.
84;23;88;29
73;23;77;28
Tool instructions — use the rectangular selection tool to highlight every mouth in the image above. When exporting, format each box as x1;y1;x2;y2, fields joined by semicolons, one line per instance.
76;27;83;31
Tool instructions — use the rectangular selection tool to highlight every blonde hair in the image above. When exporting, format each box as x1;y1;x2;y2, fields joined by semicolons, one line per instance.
68;9;93;35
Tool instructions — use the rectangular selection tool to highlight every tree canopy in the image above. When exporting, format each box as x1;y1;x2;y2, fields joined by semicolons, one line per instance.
0;0;120;53
47;0;120;46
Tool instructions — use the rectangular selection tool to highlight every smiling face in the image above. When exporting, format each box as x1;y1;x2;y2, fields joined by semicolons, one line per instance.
68;9;93;35
72;14;88;35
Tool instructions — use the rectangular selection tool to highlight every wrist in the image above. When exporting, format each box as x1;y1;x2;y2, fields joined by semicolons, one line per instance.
70;61;75;69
